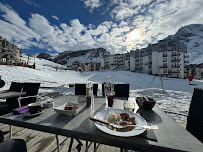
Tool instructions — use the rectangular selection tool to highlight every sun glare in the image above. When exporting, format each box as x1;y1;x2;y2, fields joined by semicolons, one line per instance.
128;31;140;41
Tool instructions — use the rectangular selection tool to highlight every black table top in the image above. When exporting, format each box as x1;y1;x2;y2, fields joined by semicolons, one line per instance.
0;95;202;152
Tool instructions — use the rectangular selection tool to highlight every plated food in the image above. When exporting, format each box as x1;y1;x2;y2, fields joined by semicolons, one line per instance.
106;113;136;132
94;109;147;137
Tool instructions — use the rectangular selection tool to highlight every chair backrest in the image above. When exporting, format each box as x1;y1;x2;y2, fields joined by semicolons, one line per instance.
75;83;98;96
75;84;86;95
9;82;24;92
102;83;105;96
186;88;203;143
20;83;40;106
6;82;24;105
114;84;129;97
93;84;98;96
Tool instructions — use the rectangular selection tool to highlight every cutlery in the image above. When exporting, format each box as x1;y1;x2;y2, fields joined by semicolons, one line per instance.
90;117;158;130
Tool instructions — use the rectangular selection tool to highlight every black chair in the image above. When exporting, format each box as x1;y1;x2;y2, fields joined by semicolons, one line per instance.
0;129;27;152
75;83;86;95
75;83;98;96
93;84;98;96
20;83;40;107
102;83;105;96
114;84;130;97
186;88;203;143
0;76;5;88
0;82;40;116
0;82;24;116
9;82;24;92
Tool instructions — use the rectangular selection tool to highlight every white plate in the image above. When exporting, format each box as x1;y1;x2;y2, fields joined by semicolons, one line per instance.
24;110;44;117
94;109;147;137
54;102;86;116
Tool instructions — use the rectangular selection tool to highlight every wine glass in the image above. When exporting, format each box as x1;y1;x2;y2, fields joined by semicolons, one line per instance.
123;97;135;112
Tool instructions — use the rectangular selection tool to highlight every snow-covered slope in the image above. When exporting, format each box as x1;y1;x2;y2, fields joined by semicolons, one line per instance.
1;55;203;122
175;24;203;64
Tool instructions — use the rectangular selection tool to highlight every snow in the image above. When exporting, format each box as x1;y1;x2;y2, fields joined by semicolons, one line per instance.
1;55;203;123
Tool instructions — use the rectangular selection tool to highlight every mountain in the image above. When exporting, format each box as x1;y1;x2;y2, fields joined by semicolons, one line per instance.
53;47;110;66
37;53;54;61
175;24;203;64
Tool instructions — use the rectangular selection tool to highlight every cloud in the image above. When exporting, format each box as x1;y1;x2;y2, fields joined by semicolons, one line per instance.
52;15;59;20
24;0;39;7
83;0;103;13
0;1;203;54
108;0;203;51
0;3;41;42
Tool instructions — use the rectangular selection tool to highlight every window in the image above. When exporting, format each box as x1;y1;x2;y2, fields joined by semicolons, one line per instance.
163;52;167;57
163;57;167;62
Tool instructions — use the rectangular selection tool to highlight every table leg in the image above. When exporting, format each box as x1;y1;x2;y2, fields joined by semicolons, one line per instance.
94;142;96;152
68;138;74;152
86;141;88;152
9;125;12;139
55;135;60;152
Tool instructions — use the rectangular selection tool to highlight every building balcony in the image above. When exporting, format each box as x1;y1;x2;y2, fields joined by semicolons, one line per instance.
160;65;168;68
184;55;189;58
172;53;179;56
172;65;180;68
184;60;189;63
168;70;179;73
172;59;180;62
163;54;167;57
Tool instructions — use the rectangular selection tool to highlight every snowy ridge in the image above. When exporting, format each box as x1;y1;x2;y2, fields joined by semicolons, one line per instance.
53;47;109;66
175;24;203;64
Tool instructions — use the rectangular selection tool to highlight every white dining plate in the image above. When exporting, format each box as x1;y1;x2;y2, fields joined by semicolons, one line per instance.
94;109;147;137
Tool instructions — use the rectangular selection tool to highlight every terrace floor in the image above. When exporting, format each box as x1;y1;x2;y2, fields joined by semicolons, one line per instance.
0;123;120;152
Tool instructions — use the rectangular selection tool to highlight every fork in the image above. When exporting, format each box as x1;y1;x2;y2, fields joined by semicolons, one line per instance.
90;117;158;130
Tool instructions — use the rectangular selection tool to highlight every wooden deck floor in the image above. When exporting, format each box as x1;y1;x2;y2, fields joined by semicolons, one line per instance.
0;123;121;152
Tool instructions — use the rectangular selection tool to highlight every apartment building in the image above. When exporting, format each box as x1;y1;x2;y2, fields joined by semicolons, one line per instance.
100;55;111;70
130;36;188;78
187;63;203;80
100;53;128;71
0;36;21;64
85;62;100;71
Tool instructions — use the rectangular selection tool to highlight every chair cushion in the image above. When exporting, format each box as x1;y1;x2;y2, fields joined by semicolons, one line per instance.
0;139;27;152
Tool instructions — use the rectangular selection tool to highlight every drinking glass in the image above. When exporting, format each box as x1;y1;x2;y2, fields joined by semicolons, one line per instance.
123;97;135;112
107;92;115;108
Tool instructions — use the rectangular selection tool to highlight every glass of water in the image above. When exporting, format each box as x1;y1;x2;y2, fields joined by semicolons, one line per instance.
123;97;135;112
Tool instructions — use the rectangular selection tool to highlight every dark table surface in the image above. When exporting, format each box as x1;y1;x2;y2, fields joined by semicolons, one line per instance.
0;91;26;99
0;95;202;152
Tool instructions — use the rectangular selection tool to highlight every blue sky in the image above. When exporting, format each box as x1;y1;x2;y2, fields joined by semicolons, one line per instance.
0;0;203;55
